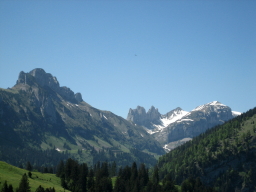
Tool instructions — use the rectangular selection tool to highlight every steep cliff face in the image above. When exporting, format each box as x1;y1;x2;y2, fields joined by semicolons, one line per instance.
127;106;148;126
16;68;83;104
127;106;163;129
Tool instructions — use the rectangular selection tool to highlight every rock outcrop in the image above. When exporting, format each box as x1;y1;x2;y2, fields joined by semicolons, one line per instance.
127;106;161;127
16;68;83;103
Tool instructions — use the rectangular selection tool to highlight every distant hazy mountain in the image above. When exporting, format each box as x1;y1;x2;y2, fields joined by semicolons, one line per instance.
127;101;241;151
0;68;165;167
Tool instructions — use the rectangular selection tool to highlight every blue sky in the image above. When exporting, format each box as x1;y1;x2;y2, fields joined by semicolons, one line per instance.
0;1;255;118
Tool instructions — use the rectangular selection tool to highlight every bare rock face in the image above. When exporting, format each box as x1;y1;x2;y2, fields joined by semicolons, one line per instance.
14;68;85;123
75;92;83;103
16;68;83;103
127;106;148;126
147;106;161;124
127;106;162;128
29;68;60;91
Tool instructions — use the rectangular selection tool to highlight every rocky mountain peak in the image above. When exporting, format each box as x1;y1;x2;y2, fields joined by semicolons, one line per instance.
136;106;147;115
29;68;60;90
15;68;83;103
165;107;183;119
127;106;147;125
147;106;161;123
191;101;227;112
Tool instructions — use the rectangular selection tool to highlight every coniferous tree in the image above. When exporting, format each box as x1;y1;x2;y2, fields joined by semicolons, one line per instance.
78;163;88;192
35;185;45;192
110;161;117;177
113;176;125;192
131;162;138;182
162;173;177;192
17;174;30;192
138;163;149;189
60;174;67;190
1;181;8;192
28;172;32;178
87;169;95;192
8;184;14;192
26;162;32;171
152;165;159;186
56;160;64;177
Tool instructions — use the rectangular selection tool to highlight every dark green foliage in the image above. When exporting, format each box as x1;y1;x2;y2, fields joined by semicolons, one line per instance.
152;165;159;186
8;184;14;192
55;160;64;177
27;172;32;178
25;162;32;172
162;173;177;192
87;169;94;192
35;186;44;192
17;174;30;192
1;181;9;192
78;163;88;192
113;162;172;192
181;177;215;192
158;107;256;191
138;163;149;188
0;145;70;171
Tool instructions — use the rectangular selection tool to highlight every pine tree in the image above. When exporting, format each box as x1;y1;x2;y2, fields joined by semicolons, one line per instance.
78;163;88;192
56;160;64;177
17;174;30;192
35;185;45;192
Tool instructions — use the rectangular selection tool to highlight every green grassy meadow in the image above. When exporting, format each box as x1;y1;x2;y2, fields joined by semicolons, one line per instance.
0;161;69;192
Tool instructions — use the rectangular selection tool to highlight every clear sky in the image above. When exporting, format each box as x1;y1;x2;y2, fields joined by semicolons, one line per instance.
0;0;255;118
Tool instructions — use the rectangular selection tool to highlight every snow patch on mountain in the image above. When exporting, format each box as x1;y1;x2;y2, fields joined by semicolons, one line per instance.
232;111;241;117
192;101;226;112
152;109;188;131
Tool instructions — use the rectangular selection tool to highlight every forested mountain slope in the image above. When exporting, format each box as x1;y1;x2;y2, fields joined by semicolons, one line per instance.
158;107;256;192
0;68;164;168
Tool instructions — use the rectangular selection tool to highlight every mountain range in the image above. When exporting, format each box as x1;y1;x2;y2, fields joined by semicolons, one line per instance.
1;68;256;191
0;68;164;167
127;102;241;151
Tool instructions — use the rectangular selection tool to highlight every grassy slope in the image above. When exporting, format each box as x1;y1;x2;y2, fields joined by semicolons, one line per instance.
0;161;69;192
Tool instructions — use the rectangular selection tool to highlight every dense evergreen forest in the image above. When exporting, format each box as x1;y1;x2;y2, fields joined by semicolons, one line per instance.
53;158;214;192
158;107;256;191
